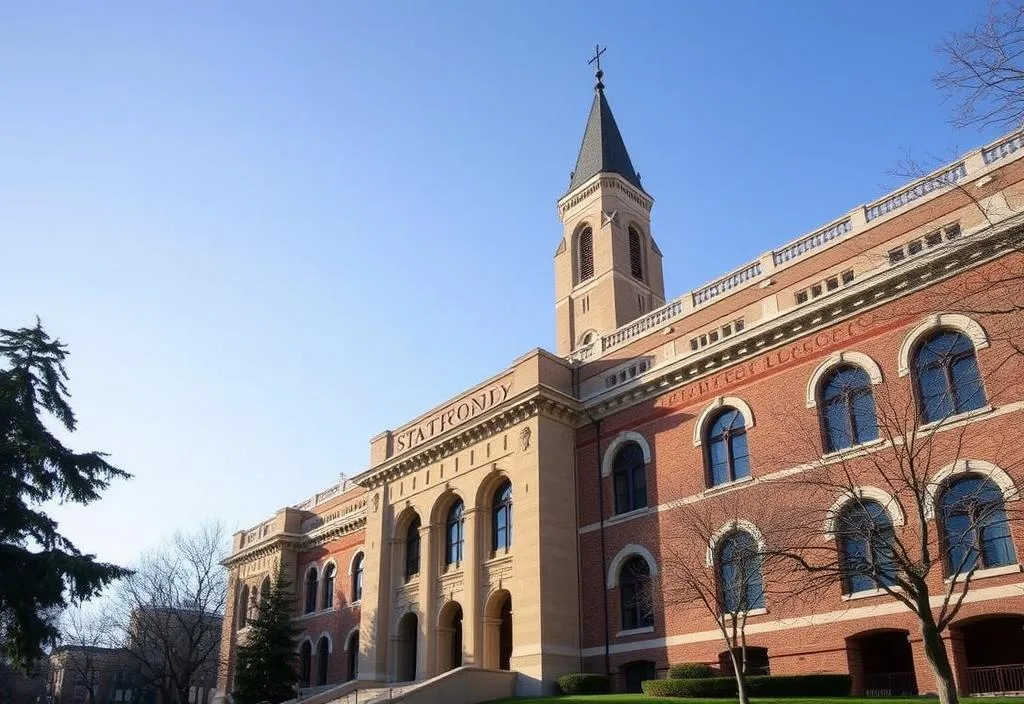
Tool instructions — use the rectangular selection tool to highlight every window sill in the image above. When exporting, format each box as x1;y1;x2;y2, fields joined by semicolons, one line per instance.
842;586;902;601
920;405;994;432
703;475;754;497
484;552;513;566
723;607;768;620
615;625;654;638
944;563;1022;583
821;437;886;460
608;506;652;525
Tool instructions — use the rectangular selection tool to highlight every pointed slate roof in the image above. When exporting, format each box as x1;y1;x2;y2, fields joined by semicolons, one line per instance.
568;72;644;193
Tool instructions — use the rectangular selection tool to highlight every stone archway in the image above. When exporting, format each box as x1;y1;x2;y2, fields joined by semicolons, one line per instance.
438;601;463;673
396;613;418;682
483;590;513;670
956;615;1024;694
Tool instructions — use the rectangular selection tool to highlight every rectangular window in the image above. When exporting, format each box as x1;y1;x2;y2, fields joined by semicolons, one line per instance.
811;283;822;298
628;365;637;378
908;239;923;255
795;290;808;304
722;323;732;337
709;330;719;343
606;375;616;388
690;339;699;351
888;248;905;264
841;270;854;285
946;223;961;239
734;319;745;332
925;231;943;247
826;276;839;291
699;334;707;347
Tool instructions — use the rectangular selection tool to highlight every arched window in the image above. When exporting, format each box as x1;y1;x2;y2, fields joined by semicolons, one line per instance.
820;365;879;452
405;517;421;581
578;227;594;282
706;408;750;487
628;226;643;280
446;500;465;567
835;500;897;594
613;442;647;515
913;330;986;423
351;554;364;602
298;641;312;688
259;577;271;615
717;531;764;613
347;630;359;681
316;637;329;686
938;476;1015;574
236;584;249;630
303;568;318;614
322;564;336;610
492;481;513;555
619;556;653;631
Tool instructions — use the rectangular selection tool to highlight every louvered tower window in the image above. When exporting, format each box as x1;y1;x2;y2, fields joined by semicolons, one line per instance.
578;227;594;282
628;227;643;280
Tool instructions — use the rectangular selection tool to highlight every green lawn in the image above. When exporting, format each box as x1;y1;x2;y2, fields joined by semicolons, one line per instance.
486;697;1024;704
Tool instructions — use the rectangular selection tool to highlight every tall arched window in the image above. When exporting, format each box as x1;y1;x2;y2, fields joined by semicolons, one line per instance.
835;500;896;594
820;365;879;452
613;442;647;515
717;531;764;613
619;556;653;631
706;408;751;487
322;564;336;610
316;637;329;686
346;630;359;681
492;481;513;555
405;517;421;581
303;568;318;614
628;226;643;280
259;577;271;615
446;501;465;567
913;330;986;423
298;641;312;688
236;584;249;630
351;554;364;602
938;476;1015;574
578;227;594;282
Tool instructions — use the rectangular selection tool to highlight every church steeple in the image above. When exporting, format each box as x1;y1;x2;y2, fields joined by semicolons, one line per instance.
568;67;643;193
553;49;665;357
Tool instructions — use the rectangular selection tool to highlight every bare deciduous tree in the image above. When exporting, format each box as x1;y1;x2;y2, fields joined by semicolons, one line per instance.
115;523;227;704
651;488;795;704
764;348;1024;704
936;0;1024;130
56;607;119;704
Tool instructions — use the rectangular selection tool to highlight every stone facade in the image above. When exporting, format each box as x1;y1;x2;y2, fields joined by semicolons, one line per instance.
217;76;1024;699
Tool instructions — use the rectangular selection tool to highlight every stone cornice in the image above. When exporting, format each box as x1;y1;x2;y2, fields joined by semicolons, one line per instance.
223;511;367;568
582;213;1024;420
223;532;306;568
354;387;582;489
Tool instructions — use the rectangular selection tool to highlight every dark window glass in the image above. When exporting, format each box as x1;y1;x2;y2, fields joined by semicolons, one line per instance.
946;223;961;239
299;641;312;687
706;408;750;487
841;270;855;285
237;585;250;629
925;231;943;247
717;531;764;613
820;365;879;452
619;557;653;630
316;637;329;686
908;240;923;255
826;276;839;291
796;290;808;304
579;227;594;281
304;569;317;615
836;499;897;594
735;319;745;332
352;554;364;602
405;517;421;580
612;442;647;515
939;476;1015;574
889;248;906;264
492;481;513;554
811;284;822;298
446;501;465;567
322;564;336;610
913;330;986;423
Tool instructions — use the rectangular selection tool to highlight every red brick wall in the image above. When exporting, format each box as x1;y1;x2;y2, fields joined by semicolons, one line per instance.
577;255;1024;693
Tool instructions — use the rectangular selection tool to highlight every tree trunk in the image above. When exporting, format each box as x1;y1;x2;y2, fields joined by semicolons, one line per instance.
728;650;751;704
921;621;959;704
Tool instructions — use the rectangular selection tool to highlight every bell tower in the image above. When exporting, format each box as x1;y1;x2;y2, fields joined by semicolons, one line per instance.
554;54;665;357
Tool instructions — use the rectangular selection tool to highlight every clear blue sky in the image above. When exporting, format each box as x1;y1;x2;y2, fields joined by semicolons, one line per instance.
0;1;1002;566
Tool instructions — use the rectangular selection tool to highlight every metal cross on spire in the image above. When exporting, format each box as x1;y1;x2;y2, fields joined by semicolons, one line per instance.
588;44;606;91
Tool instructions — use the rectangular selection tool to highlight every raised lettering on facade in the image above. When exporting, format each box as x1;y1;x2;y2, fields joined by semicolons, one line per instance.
392;379;514;456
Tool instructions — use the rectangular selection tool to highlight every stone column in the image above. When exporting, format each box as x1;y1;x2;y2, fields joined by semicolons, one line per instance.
415;522;435;680
462;507;480;666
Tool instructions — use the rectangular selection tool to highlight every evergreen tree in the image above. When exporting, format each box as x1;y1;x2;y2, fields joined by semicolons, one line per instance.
232;570;300;704
0;320;131;670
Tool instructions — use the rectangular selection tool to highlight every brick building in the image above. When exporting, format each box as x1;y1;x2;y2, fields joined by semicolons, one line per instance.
217;67;1024;700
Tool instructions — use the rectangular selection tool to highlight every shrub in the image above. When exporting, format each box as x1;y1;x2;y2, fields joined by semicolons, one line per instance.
668;662;714;679
641;673;851;698
556;673;610;695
